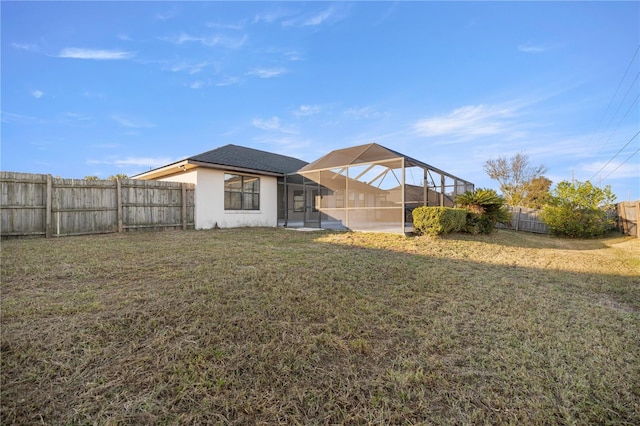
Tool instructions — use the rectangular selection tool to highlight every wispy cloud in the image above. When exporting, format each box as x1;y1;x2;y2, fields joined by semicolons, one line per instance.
517;41;559;53
207;20;245;30
31;90;44;99
216;76;240;87
253;9;298;24
58;48;135;60
87;157;174;168
12;42;40;52
344;106;381;120
155;6;180;21
112;114;155;128
64;112;92;121
167;61;210;75
246;67;287;78
189;80;207;89
1;111;41;124
252;116;297;134
414;104;518;139
117;33;132;41
302;7;336;26
161;33;247;49
293;104;321;117
283;4;350;27
284;50;303;61
580;159;640;180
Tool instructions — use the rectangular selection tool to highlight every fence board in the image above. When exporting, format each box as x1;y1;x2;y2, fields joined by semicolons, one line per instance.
497;206;550;234
617;201;639;238
1;172;195;238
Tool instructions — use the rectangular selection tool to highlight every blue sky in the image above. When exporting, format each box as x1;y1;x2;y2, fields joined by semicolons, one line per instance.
2;1;639;201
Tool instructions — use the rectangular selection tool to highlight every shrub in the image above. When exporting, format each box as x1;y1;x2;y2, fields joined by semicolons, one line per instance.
540;180;616;238
412;206;467;236
455;189;512;234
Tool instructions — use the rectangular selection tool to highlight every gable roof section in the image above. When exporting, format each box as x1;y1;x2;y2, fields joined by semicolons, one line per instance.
132;144;308;179
297;143;470;184
190;144;308;175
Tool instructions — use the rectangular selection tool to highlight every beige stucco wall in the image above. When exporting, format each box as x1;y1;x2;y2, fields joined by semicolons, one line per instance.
158;168;278;229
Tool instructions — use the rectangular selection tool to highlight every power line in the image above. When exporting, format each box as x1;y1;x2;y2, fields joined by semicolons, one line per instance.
588;45;639;154
601;145;640;181
590;130;640;181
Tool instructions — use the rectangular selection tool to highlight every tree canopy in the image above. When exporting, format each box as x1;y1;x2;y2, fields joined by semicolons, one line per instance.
483;152;548;207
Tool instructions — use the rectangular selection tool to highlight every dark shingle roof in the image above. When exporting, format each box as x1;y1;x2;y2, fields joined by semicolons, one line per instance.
189;144;308;175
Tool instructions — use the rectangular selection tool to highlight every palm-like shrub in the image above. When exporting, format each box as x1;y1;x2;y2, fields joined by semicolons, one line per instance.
456;189;511;234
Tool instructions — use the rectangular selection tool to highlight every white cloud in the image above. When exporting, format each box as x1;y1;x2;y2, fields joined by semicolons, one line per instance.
12;42;39;52
216;76;240;87
293;105;321;117
283;4;350;27
517;41;560;53
31;90;44;99
161;33;247;49
189;80;206;89
206;20;245;30
87;157;174;168
58;48;135;60
246;67;287;78
253;9;298;24
117;33;132;41
581;159;640;180
64;112;92;121
155;6;180;21
168;61;209;75
302;7;336;26
414;104;517;138
252;116;297;134
112;115;155;128
344;106;381;120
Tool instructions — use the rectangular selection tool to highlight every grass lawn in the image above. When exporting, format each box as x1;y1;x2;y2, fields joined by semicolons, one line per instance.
1;228;639;424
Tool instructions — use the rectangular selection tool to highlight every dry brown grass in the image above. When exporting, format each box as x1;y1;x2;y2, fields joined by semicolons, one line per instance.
1;228;639;424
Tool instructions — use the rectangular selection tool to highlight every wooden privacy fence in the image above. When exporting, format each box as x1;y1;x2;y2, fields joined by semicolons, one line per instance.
498;206;550;234
617;201;639;238
1;172;195;238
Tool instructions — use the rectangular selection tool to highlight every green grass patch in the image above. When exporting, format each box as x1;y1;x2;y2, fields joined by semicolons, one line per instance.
2;228;639;424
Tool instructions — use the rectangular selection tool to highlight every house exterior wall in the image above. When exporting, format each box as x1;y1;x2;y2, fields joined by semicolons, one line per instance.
157;168;278;229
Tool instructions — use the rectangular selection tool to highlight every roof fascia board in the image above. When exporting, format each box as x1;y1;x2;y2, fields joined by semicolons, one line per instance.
187;160;283;177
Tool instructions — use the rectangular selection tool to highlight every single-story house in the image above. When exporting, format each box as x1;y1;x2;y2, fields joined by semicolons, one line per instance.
132;143;474;234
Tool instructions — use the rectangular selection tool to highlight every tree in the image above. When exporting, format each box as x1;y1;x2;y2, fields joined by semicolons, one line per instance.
521;176;552;209
540;180;616;238
455;188;512;234
484;152;548;207
84;175;99;181
108;174;128;180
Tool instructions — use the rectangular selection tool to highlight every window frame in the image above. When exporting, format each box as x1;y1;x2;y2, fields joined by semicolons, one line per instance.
224;173;260;211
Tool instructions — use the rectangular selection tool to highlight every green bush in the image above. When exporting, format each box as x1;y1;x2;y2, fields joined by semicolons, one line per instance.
455;189;512;235
540;180;616;238
412;206;467;236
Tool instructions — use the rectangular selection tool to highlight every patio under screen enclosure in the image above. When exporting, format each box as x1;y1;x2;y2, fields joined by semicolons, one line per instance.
277;143;474;234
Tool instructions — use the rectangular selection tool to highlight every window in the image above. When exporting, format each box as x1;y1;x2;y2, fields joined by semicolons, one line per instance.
224;174;260;210
293;190;304;212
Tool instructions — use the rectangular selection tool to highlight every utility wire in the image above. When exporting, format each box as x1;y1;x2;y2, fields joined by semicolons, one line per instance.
601;145;640;181
590;130;640;181
588;45;639;153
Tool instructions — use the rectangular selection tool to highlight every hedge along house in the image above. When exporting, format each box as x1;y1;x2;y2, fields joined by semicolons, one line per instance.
133;143;474;234
296;143;475;234
132;144;308;229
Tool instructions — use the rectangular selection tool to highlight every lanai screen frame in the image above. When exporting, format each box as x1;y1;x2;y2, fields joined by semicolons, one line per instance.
296;143;474;234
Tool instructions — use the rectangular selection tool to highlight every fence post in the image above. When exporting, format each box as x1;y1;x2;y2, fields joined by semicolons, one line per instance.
182;183;187;231
45;175;52;238
515;207;521;232
636;201;640;239
116;179;123;233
